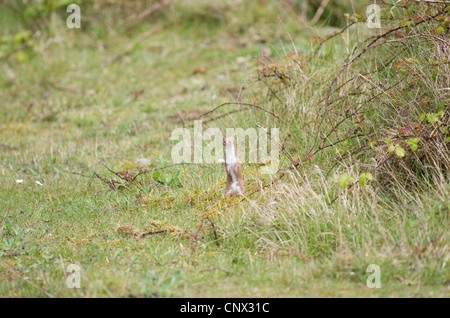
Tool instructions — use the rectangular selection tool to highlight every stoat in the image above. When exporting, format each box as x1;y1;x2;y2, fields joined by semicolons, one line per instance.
223;137;245;198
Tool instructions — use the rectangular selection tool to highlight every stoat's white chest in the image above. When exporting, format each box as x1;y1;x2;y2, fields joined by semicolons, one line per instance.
225;145;237;182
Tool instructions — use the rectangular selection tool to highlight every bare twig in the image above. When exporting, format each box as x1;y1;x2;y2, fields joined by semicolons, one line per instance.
139;229;168;238
198;102;280;120
187;108;250;127
312;22;358;57
257;125;306;182
280;0;320;36
131;162;215;182
308;0;330;26
126;0;172;30
93;172;123;190
107;24;166;64
410;0;450;3
240;171;286;201
321;11;439;141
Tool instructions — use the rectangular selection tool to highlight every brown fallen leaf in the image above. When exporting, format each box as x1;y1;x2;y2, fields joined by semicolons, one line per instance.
193;67;206;75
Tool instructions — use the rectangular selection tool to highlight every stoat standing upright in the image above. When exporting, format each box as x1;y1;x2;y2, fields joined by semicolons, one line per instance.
223;137;245;198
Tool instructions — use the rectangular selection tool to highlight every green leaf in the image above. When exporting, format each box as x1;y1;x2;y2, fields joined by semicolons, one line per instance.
411;144;418;152
395;146;405;158
388;145;395;153
434;26;445;35
405;138;419;146
13;30;31;44
15;51;29;63
359;175;366;187
359;173;373;187
152;171;161;181
338;174;354;189
427;113;439;124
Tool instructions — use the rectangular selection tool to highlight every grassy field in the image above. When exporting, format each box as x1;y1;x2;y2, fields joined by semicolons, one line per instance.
0;1;449;297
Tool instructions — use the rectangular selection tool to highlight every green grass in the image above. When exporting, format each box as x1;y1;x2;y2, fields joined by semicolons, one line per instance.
1;1;449;297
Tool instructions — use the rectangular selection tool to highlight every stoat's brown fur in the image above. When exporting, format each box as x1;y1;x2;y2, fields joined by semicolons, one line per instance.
223;137;244;198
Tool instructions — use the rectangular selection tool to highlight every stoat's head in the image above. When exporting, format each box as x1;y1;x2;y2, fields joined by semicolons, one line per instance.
223;137;236;148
